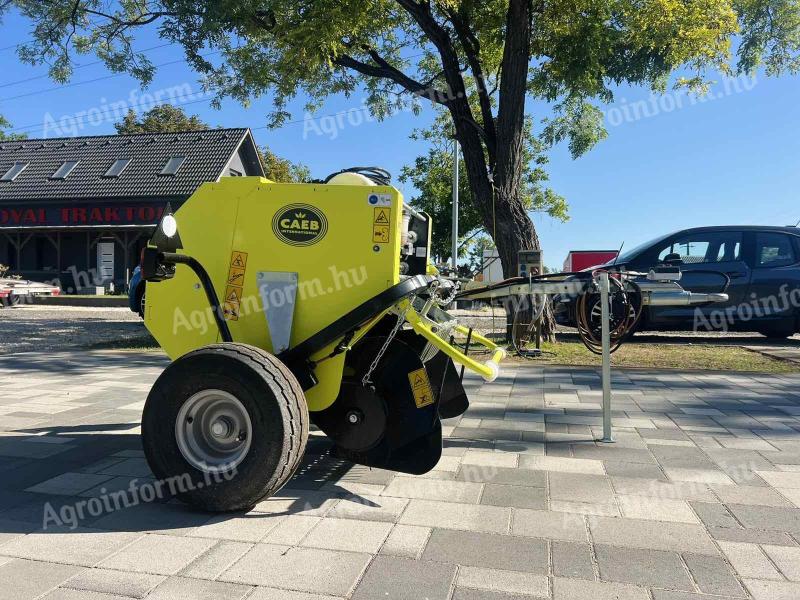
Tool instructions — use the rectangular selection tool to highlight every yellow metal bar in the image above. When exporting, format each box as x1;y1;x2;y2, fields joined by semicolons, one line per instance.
453;325;498;352
404;305;506;381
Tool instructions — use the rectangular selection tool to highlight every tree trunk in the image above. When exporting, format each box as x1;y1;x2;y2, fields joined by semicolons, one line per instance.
489;189;556;343
489;188;538;276
440;0;559;344
448;110;558;344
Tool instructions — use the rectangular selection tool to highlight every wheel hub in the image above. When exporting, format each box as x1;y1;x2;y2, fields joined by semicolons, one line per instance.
175;389;252;473
210;417;233;438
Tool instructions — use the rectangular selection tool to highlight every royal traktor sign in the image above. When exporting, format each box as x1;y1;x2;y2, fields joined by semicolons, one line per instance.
0;202;167;227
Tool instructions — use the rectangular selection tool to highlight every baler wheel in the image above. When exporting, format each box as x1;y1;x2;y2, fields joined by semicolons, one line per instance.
142;343;308;512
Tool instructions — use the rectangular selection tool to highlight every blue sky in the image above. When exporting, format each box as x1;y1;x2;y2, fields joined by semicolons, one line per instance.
1;11;799;271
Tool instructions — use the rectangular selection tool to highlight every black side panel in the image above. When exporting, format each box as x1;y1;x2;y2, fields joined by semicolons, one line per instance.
425;350;469;419
396;329;469;419
402;212;432;276
311;337;442;475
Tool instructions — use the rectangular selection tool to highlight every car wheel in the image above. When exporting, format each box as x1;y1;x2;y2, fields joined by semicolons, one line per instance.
141;343;309;512
757;325;796;339
8;294;20;306
137;288;146;318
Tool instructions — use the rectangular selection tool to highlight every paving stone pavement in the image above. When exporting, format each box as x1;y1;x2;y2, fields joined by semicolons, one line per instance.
0;350;799;599
744;345;800;366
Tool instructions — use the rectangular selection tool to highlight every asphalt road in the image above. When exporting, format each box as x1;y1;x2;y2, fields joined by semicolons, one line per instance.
0;304;148;355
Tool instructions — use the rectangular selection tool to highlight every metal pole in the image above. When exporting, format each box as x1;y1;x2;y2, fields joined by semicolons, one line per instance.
599;272;614;443
451;139;459;272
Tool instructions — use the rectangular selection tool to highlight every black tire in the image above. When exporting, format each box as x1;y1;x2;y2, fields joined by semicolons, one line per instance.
136;287;146;318
758;326;796;340
142;343;308;512
0;294;19;308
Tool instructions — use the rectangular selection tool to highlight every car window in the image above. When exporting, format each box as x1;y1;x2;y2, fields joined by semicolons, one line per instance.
756;233;796;267
716;240;741;262
657;232;742;264
613;232;674;264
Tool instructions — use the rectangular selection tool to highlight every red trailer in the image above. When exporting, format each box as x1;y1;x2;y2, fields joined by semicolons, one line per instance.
563;250;619;273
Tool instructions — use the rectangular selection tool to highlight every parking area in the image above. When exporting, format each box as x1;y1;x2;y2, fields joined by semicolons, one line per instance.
0;350;799;599
0;305;146;355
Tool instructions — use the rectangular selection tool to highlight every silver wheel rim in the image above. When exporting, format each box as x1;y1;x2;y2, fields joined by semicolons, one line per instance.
175;389;252;473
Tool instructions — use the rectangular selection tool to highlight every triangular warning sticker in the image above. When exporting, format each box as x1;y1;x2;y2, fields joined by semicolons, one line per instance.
374;208;389;224
230;250;248;268
226;290;240;302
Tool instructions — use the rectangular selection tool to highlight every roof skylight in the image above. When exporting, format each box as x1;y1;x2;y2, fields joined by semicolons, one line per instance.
104;158;131;178
51;160;79;180
0;162;28;182
160;156;186;176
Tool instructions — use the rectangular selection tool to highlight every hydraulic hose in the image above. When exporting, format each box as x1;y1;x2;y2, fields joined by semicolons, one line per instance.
575;272;643;354
323;167;392;186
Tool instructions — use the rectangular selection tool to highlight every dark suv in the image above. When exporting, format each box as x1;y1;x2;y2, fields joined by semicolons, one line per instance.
555;226;800;338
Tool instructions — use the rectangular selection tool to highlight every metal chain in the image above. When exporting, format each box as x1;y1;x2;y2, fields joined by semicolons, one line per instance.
361;302;412;386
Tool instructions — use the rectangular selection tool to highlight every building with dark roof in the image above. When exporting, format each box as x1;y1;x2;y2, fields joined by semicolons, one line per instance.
0;129;263;292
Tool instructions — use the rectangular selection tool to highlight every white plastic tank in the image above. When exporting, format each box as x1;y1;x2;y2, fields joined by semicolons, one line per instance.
326;172;377;186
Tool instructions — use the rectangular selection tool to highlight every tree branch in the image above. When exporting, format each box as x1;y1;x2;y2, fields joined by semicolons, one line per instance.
445;7;497;166
394;1;490;153
82;9;176;28
333;52;451;105
495;0;532;191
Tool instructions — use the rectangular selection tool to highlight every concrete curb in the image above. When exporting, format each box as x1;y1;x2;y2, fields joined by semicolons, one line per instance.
30;295;129;308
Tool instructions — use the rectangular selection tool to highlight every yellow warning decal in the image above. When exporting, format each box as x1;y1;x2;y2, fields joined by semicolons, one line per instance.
372;225;390;244
224;250;248;321
224;286;243;304
373;207;390;224
227;267;245;286
230;251;248;269
223;286;242;321
372;208;391;244
408;368;435;409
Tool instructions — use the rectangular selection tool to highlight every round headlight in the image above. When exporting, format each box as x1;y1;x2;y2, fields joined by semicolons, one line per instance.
161;214;178;238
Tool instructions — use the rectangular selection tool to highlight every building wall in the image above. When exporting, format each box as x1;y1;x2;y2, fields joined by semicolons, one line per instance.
1;229;152;292
61;233;88;273
225;151;247;177
0;130;263;291
0;239;10;268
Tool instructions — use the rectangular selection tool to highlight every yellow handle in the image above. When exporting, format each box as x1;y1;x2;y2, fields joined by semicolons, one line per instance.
404;307;506;381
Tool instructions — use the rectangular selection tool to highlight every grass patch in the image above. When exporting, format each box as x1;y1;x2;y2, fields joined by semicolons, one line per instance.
522;340;797;373
80;331;797;374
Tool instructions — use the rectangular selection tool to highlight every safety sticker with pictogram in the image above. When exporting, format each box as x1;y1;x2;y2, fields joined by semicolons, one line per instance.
372;208;391;244
372;225;390;244
373;207;390;224
223;285;243;320
230;251;248;269
408;367;435;408
224;250;248;321
227;267;245;286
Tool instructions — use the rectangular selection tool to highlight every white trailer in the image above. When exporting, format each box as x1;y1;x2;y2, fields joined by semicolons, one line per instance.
0;278;61;306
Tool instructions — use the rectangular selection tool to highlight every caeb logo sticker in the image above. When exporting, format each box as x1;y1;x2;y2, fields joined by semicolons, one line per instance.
272;204;328;246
